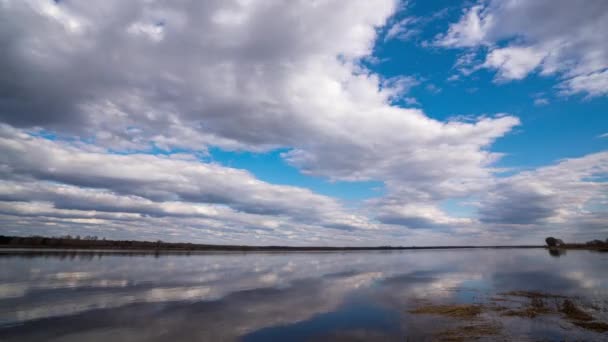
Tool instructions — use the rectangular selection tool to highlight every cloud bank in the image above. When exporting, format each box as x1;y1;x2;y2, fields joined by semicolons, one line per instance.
0;0;606;244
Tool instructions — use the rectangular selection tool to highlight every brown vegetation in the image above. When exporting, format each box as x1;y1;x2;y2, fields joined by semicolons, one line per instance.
434;323;501;342
501;297;552;318
408;304;500;341
499;291;563;318
409;291;608;338
409;304;482;319
571;321;608;333
560;299;593;322
500;290;565;299
558;299;608;332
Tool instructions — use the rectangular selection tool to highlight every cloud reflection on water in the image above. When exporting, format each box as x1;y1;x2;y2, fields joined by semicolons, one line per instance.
1;249;607;341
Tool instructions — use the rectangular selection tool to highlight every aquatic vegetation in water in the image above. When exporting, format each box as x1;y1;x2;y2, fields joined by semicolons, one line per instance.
560;299;593;321
408;304;500;341
558;299;608;332
571;321;608;333
501;299;552;318
409;291;608;339
499;290;565;299
408;304;482;319
434;323;501;342
499;292;555;318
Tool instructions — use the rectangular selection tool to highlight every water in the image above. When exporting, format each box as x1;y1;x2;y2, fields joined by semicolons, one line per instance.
0;248;607;341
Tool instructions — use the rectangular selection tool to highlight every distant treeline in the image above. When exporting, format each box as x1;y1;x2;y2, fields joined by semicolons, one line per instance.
545;236;608;250
0;235;543;252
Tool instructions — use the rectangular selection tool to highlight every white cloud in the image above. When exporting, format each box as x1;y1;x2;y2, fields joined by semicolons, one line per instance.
479;152;608;226
558;70;608;98
380;75;420;102
384;16;420;42
436;0;608;96
0;1;517;188
404;97;420;106
435;5;490;47
446;74;460;82
483;46;547;81
0;0;604;244
0;125;375;236
369;199;473;229
0;3;522;199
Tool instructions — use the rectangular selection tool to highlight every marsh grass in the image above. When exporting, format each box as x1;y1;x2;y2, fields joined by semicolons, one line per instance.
409;290;608;339
409;304;482;319
434;323;501;342
501;296;552;318
560;299;593;321
500;290;566;299
571;321;608;333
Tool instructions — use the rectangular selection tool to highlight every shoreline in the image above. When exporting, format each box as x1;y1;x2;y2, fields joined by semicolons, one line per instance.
0;234;543;252
2;235;606;253
0;245;546;252
4;244;607;253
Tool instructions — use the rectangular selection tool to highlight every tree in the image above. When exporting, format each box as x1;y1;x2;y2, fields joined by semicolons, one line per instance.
545;237;558;247
586;239;604;246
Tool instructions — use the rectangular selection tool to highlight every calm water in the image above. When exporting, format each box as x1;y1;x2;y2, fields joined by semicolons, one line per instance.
1;248;607;341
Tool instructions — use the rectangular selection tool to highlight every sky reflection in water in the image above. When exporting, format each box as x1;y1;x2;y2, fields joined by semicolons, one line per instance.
1;249;607;341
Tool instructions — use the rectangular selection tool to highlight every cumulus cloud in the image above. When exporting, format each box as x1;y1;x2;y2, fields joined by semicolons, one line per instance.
369;199;472;229
483;46;547;81
0;125;374;233
0;0;518;185
0;1;604;244
558;70;608;97
436;0;608;96
479;152;608;226
0;0;396;151
436;5;490;47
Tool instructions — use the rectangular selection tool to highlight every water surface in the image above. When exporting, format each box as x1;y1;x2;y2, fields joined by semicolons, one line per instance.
1;248;607;341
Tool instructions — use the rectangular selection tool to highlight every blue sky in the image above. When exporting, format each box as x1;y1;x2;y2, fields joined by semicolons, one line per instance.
208;148;386;202
0;0;606;245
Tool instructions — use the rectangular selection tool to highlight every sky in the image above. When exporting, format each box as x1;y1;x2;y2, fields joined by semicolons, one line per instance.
0;0;607;246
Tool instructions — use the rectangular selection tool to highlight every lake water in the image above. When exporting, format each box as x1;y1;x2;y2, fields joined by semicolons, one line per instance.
1;248;607;341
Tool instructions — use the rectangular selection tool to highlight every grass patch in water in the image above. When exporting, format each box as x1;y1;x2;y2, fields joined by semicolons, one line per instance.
560;299;593;321
434;323;501;342
409;304;482;319
409;291;608;337
571;321;608;333
501;296;552;318
500;290;566;299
